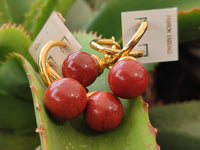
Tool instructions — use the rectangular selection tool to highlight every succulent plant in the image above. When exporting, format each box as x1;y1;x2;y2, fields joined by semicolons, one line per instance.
0;0;200;150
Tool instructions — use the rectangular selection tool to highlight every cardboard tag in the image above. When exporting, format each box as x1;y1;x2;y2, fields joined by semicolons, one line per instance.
29;11;81;74
121;8;178;63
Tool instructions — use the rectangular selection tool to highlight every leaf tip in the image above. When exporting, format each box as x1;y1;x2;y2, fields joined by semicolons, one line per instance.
89;30;93;35
36;127;45;133
178;8;200;15
143;100;149;110
36;100;41;112
155;144;160;150
0;23;7;30
148;122;158;137
140;97;160;150
98;34;103;39
35;100;48;150
35;145;42;150
93;31;98;37
30;85;38;93
27;73;33;82
23;64;29;71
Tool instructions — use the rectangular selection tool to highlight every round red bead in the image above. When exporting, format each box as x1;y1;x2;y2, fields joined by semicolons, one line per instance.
44;78;87;120
62;51;99;87
108;59;149;99
84;91;123;132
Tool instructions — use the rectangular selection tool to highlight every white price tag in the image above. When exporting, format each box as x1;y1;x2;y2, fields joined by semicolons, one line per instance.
121;8;178;63
29;11;81;74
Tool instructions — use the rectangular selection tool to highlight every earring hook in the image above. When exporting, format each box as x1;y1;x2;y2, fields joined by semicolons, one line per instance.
38;40;65;86
38;20;148;86
90;19;148;66
90;36;121;55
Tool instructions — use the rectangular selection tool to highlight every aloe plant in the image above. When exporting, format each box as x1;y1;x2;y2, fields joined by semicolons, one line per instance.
0;23;36;68
0;54;39;150
150;100;200;150
13;49;159;150
23;0;75;39
0;0;36;25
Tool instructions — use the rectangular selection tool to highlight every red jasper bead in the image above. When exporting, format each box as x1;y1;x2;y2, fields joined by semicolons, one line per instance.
44;78;87;120
108;58;149;99
62;51;99;87
84;91;123;132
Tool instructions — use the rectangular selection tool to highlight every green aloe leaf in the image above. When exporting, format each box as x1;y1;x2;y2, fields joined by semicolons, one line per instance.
23;0;76;39
150;101;200;150
23;0;58;39
0;91;35;132
178;9;200;43
0;0;36;25
0;55;39;150
0;24;37;69
85;0;200;43
55;0;76;17
0;53;33;101
18;32;159;150
85;0;108;12
0;132;39;150
0;53;37;132
143;63;158;73
65;0;94;31
0;0;12;24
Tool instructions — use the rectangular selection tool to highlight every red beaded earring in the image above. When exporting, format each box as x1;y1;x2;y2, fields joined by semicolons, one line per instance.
108;56;149;99
38;40;124;132
38;41;87;120
62;51;100;87
38;19;148;131
84;91;123;132
61;20;148;89
90;19;149;99
61;37;121;87
44;78;87;120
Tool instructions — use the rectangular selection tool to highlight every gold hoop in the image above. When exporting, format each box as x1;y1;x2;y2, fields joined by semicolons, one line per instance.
90;36;121;55
38;40;65;86
90;19;148;65
38;20;148;86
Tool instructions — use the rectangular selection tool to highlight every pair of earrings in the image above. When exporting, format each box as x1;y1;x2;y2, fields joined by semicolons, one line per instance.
39;20;148;132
